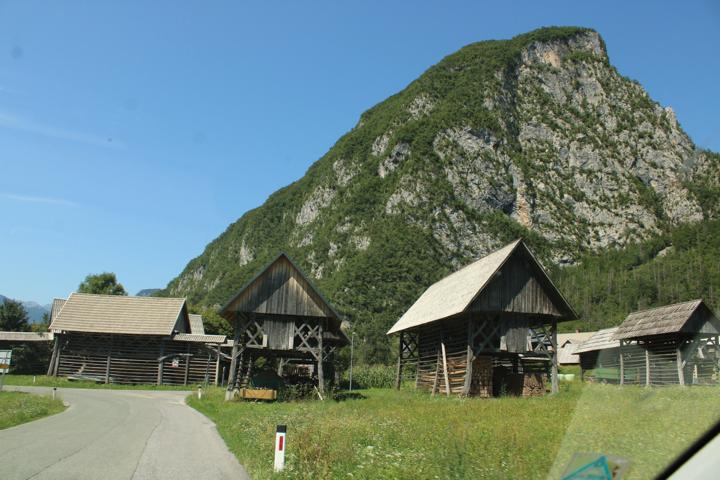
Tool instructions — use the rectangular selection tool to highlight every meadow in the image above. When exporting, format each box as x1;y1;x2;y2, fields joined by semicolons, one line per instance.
0;390;66;430
188;382;720;480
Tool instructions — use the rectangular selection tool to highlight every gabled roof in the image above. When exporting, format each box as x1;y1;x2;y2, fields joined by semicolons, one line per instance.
49;293;188;336
387;239;577;335
575;327;620;354
189;314;205;335
614;299;720;340
557;332;596;347
220;252;342;321
50;298;66;322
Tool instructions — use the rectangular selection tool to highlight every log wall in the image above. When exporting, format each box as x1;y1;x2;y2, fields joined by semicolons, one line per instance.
412;315;552;397
55;332;218;385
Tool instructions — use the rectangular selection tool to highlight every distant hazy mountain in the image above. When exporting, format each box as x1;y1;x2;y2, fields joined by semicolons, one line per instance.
0;295;50;324
136;289;161;297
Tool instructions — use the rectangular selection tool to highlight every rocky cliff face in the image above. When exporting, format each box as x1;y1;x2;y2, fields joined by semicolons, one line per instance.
163;27;718;340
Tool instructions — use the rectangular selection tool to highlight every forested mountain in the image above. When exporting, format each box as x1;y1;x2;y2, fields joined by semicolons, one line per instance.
161;27;720;362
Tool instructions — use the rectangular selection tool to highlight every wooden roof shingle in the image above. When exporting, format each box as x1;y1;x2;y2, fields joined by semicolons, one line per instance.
50;298;66;322
575;327;620;354
49;293;188;336
189;314;205;335
172;333;226;343
613;299;720;340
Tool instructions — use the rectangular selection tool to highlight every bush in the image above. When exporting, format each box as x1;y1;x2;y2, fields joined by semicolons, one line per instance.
340;364;395;389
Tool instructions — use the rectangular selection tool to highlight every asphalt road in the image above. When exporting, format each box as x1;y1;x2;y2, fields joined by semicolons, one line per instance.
0;386;249;480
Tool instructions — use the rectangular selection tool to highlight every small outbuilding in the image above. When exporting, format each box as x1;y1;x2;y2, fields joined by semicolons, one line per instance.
556;331;596;365
219;253;348;398
48;293;226;385
575;327;621;383
387;239;578;397
613;299;720;386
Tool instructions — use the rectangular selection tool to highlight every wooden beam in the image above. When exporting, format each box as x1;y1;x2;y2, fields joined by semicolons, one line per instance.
214;347;221;386
53;336;62;377
431;350;440;396
441;335;450;397
226;314;243;398
462;316;474;396
645;346;651;387
157;341;165;386
619;340;625;386
317;320;325;396
47;336;60;377
395;332;404;390
105;335;113;384
550;319;558;394
183;342;191;386
676;343;685;386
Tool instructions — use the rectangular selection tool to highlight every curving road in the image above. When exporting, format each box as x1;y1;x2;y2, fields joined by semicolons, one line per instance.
0;386;249;480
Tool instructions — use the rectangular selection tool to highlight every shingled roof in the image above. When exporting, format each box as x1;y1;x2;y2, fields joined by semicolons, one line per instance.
387;239;577;335
50;298;66;322
189;314;205;335
613;299;720;340
49;293;188;336
575;327;620;354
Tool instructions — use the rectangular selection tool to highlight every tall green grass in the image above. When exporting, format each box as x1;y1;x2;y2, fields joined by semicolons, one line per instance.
188;383;720;479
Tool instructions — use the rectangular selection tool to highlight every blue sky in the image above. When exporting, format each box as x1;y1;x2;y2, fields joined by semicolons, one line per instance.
1;1;718;304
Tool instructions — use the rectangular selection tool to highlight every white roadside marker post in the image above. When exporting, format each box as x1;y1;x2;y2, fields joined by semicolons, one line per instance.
274;424;286;472
197;385;203;400
52;387;57;400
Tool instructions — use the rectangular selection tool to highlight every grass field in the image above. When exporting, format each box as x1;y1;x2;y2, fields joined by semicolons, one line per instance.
0;390;66;430
3;375;196;390
188;382;720;480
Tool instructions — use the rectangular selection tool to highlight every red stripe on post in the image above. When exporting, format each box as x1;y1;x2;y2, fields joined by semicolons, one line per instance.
279;436;284;451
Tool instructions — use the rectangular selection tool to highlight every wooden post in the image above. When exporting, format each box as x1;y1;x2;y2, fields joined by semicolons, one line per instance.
214;346;221;386
676;343;685;386
462;316;474;396
105;335;113;384
157;341;165;386
277;358;284;377
47;336;60;376
441;336;450;397
317;320;325;396
645;346;651;387
619;340;625;386
227;315;242;397
431;350;440;396
183;343;191;386
551;319;558;394
395;332;404;390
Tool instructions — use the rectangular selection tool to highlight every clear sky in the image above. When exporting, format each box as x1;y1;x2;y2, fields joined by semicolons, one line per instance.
1;1;718;304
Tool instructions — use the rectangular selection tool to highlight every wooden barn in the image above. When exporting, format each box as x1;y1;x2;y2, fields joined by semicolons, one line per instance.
48;293;226;385
388;239;578;397
220;253;348;398
614;299;720;386
575;327;621;383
